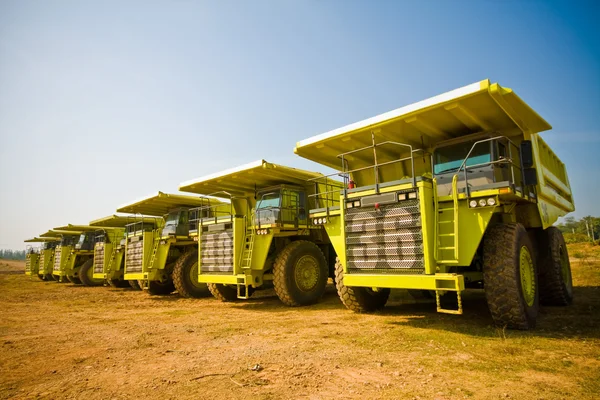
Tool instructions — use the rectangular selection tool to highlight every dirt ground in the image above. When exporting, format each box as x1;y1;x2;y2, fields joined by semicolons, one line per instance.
1;258;599;400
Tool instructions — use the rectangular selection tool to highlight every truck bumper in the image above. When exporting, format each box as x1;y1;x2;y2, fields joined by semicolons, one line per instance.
343;273;465;291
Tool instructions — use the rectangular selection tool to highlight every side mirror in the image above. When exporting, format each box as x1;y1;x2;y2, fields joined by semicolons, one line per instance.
520;141;534;168
523;168;538;186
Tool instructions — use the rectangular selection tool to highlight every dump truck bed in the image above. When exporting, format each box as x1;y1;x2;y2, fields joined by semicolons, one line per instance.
294;79;551;170
116;191;217;217
89;214;158;227
179;159;331;197
24;237;60;243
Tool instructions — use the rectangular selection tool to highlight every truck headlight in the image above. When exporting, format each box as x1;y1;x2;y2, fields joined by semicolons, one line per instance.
469;200;478;208
313;219;319;225
487;198;496;206
478;199;487;207
408;192;417;199
353;200;361;207
346;202;353;209
398;193;407;201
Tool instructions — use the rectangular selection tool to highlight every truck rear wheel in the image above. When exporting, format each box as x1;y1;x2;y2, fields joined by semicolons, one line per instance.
208;283;239;302
483;223;539;330
273;240;328;306
173;250;210;298
128;280;142;290
79;259;103;287
538;227;573;306
335;258;390;312
147;280;175;295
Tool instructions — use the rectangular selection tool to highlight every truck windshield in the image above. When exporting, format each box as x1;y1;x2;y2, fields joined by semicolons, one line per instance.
165;211;180;226
257;192;281;209
434;141;491;175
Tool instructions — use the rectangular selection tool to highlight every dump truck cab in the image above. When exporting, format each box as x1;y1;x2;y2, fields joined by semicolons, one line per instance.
51;225;110;284
179;160;343;305
117;192;223;297
88;215;157;288
295;79;575;329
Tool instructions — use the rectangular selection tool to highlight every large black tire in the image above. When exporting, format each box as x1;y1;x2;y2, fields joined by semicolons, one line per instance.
483;223;539;330
273;240;329;306
335;258;390;312
128;280;142;290
66;275;81;284
108;278;131;288
208;283;239;302
538;227;573;306
147;279;175;295
79;259;103;287
172;250;211;298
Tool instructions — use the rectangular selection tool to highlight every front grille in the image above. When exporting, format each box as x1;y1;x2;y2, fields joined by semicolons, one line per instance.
25;258;31;272
39;254;45;272
200;230;233;273
53;246;62;271
126;240;144;273
345;199;424;274
94;245;105;274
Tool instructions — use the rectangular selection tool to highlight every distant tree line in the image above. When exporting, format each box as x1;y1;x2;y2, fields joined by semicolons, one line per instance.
0;249;26;260
556;216;599;244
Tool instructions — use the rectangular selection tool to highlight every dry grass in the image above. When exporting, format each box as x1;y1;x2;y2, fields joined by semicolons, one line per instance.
0;250;598;400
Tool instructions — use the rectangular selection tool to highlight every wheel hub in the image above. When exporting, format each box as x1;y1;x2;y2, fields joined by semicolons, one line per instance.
294;255;320;292
519;246;535;307
188;262;204;288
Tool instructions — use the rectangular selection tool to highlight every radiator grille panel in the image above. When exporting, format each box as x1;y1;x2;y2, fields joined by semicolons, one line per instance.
53;247;62;272
126;240;144;273
94;245;105;274
345;199;424;274
200;230;233;273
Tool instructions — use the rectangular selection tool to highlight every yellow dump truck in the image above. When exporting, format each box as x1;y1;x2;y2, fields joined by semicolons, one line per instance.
88;215;157;288
179;160;342;305
116;192;224;296
37;232;62;281
295;79;575;329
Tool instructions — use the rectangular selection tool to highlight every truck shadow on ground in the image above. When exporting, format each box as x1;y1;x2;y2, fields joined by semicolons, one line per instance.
382;286;600;339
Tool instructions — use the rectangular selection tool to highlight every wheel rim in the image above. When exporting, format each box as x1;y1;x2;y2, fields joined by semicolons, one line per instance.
294;255;320;292
188;262;204;288
559;245;572;289
519;246;535;307
87;264;95;280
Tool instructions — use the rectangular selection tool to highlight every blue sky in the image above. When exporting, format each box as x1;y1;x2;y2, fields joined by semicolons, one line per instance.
0;0;598;249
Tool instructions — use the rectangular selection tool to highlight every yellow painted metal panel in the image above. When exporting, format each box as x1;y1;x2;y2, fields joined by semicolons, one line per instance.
179;159;340;197
294;79;551;171
343;273;465;291
117;191;224;217
89;214;159;227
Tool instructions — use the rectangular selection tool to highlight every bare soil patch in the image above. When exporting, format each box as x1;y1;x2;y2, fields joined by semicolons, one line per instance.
1;257;599;399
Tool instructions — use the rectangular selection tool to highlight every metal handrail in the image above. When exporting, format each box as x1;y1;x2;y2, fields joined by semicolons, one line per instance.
449;136;523;197
188;192;235;231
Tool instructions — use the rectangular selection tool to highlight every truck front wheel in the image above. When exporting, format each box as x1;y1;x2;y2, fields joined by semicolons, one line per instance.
335;258;390;312
79;259;103;287
128;280;142;290
538;227;573;306
208;283;239;302
147;279;175;295
173;250;210;298
273;240;328;306
483;223;539;330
